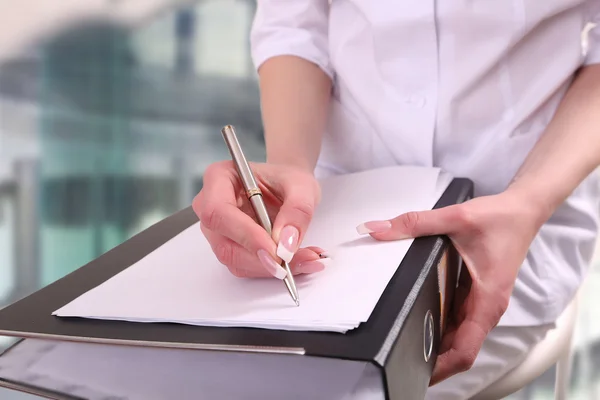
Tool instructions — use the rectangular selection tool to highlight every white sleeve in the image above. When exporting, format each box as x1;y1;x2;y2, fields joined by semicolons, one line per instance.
250;0;334;79
583;5;600;65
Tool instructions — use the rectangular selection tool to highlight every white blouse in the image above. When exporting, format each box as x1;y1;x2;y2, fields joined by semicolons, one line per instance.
250;0;600;327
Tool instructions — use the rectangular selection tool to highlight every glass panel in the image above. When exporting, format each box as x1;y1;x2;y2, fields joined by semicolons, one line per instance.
0;195;15;302
32;1;264;286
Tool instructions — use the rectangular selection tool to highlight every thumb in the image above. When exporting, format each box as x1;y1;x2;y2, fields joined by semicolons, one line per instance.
356;205;462;241
271;176;320;263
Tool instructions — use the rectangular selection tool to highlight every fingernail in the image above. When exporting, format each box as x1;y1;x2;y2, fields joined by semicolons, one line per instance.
297;258;330;274
356;220;392;235
257;249;288;280
277;225;299;263
318;251;332;259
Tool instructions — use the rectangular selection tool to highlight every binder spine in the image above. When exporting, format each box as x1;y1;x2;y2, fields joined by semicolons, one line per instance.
375;179;473;400
378;238;450;400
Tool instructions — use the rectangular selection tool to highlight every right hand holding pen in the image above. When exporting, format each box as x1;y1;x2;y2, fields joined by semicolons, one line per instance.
193;161;328;279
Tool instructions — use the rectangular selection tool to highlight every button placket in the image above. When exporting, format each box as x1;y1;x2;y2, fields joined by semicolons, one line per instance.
405;95;427;108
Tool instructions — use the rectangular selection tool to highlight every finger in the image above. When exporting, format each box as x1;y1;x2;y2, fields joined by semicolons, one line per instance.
451;272;472;325
295;246;331;274
193;161;242;210
429;290;500;386
196;165;284;277
433;288;469;384
201;223;283;278
430;255;475;386
202;225;328;277
438;322;458;355
201;225;265;277
266;170;320;263
430;318;487;386
356;205;466;241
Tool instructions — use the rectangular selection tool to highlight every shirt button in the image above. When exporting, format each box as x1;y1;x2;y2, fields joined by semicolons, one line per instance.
406;95;426;108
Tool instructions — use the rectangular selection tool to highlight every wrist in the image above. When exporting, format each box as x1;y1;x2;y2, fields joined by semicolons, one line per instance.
503;180;555;228
266;151;317;175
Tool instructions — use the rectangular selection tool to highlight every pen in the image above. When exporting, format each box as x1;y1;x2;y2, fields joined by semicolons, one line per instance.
220;125;300;306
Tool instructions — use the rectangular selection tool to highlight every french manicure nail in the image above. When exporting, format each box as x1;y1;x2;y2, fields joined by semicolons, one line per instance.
277;225;299;263
257;249;288;280
356;220;392;235
319;251;332;259
298;258;330;274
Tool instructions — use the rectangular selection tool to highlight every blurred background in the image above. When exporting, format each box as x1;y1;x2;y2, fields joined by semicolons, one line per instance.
0;1;599;399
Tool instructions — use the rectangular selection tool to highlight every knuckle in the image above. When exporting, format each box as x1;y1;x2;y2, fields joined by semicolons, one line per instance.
486;286;511;319
456;351;477;372
228;268;247;278
199;203;223;231
213;241;236;267
311;180;323;204
499;296;510;313
455;206;477;231
203;161;228;180
192;192;204;216
199;219;209;235
287;172;320;207
290;199;315;221
494;296;510;321
400;211;420;236
202;164;219;183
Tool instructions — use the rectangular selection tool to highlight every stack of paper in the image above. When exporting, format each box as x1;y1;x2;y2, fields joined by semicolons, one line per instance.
53;166;452;333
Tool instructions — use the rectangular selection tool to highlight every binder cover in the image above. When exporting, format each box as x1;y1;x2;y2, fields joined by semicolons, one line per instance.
0;178;473;400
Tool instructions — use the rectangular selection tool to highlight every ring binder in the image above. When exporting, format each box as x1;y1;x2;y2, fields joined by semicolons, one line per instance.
0;178;473;400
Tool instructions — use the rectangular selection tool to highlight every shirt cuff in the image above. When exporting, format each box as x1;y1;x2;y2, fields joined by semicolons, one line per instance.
250;28;335;81
584;21;600;65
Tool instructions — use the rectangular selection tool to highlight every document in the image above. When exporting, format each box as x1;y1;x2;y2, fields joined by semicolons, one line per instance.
53;166;452;333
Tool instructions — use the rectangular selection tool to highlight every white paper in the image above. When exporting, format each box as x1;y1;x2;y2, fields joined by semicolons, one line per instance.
53;166;452;333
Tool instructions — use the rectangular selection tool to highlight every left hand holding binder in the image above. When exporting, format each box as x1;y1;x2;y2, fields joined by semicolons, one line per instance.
358;191;543;386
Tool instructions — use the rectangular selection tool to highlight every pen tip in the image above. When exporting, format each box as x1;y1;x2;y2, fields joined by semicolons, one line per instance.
295;299;300;307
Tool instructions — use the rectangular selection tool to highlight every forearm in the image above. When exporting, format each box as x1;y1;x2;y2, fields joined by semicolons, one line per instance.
258;55;332;172
507;64;600;222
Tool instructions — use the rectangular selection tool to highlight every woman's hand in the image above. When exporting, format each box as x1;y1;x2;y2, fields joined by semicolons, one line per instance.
356;190;546;385
193;160;328;279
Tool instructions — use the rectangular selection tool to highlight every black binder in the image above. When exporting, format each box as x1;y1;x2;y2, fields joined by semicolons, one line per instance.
0;178;473;400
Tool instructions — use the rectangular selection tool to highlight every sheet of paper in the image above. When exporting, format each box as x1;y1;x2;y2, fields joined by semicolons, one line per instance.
53;166;452;333
19;340;373;400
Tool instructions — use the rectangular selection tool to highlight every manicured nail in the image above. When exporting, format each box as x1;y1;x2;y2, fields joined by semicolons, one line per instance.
356;220;392;235
297;258;330;274
257;249;288;280
277;225;299;263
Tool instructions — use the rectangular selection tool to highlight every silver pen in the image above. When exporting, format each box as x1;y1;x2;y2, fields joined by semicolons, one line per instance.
220;125;300;306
